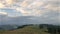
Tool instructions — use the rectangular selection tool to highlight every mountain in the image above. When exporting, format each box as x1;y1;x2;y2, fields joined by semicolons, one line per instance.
0;25;18;30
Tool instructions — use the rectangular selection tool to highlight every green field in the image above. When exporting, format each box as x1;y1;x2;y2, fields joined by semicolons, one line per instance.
0;26;50;34
0;24;60;34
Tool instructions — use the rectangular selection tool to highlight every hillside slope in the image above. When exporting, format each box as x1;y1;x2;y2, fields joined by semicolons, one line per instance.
0;26;50;34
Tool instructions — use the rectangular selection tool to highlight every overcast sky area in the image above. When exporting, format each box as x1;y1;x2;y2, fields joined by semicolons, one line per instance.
0;0;60;25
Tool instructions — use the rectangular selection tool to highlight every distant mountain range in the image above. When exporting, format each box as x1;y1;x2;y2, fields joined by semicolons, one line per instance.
0;24;60;31
0;25;18;30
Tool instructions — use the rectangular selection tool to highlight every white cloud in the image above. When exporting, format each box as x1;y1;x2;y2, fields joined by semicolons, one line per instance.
16;8;31;16
44;4;58;11
15;0;45;16
0;0;60;16
5;0;14;5
27;1;44;9
0;3;5;8
0;12;7;15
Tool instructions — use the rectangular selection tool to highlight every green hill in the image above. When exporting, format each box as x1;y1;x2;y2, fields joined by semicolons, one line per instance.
0;24;60;34
0;25;50;34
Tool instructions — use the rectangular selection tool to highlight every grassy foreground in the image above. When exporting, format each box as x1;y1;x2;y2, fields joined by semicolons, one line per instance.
0;26;50;34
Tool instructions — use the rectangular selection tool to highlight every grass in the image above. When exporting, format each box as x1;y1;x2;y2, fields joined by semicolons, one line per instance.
0;26;50;34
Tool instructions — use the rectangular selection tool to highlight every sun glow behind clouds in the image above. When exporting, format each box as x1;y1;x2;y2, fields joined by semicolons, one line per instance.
0;3;5;8
5;0;13;5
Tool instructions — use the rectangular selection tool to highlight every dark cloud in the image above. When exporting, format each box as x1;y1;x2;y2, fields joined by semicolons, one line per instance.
0;11;60;25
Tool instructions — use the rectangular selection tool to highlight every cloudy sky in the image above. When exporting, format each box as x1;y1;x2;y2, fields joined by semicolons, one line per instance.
0;0;60;25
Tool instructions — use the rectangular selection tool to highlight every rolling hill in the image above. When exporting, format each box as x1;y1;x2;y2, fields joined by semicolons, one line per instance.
0;24;50;34
0;24;60;34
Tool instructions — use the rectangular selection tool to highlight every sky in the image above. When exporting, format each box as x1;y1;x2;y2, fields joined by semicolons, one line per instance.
0;0;60;25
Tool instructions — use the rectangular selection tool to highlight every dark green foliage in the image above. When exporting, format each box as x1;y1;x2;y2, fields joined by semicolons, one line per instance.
39;24;60;34
17;24;33;29
17;25;25;29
